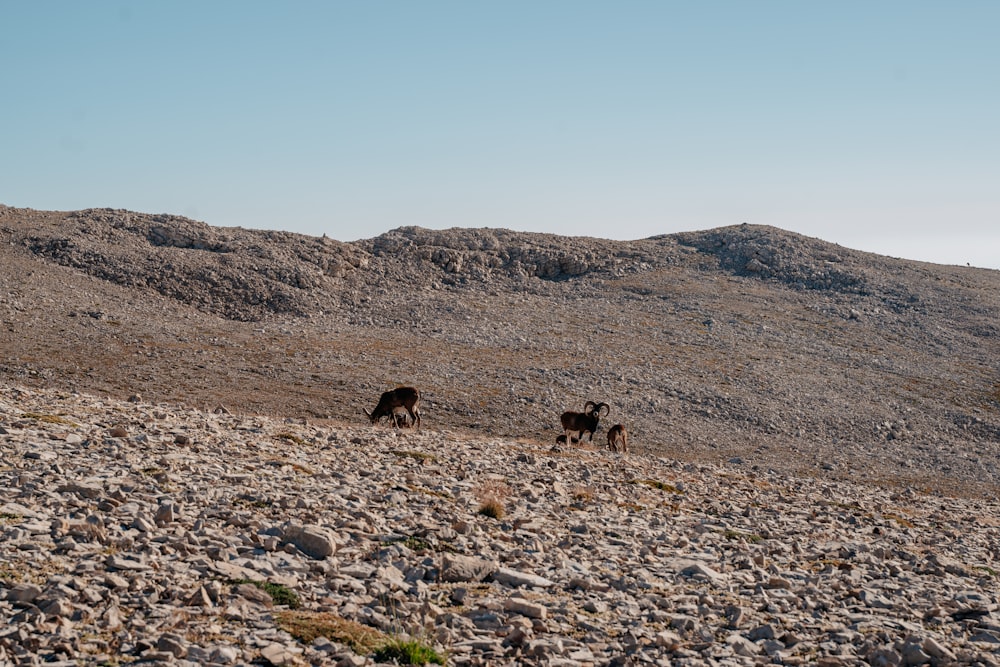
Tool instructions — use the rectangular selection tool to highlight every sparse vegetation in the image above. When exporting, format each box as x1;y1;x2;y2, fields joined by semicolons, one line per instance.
392;449;437;463
276;611;444;664
230;579;301;609
722;529;764;543
883;512;915;529
276;611;385;653
373;637;446;665
477;500;504;519
474;478;511;520
232;495;272;509
383;535;433;553
275;432;305;445
20;412;77;426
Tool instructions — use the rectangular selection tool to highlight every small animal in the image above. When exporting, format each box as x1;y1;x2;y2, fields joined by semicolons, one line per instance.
363;386;421;428
606;424;628;453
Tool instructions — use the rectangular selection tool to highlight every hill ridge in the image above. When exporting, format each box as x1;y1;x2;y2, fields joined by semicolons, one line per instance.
1;205;998;497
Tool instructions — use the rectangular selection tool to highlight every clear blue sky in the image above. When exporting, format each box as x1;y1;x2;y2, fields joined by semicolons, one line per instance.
3;2;998;268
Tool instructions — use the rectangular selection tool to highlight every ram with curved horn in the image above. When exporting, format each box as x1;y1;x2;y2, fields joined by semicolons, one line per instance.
559;400;609;444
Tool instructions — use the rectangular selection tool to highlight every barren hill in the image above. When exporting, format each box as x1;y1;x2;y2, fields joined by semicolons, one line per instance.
1;205;998;496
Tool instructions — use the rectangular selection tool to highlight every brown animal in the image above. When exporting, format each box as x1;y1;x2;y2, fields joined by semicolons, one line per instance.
555;433;580;446
391;406;414;428
607;424;628;453
364;386;421;428
560;401;609;443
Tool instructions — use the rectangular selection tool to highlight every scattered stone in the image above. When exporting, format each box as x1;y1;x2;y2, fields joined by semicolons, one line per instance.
0;385;998;666
7;583;43;603
441;554;496;583
282;522;337;559
493;567;556;589
504;597;547;619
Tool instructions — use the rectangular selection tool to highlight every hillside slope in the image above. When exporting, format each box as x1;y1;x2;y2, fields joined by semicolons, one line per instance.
2;385;999;665
1;205;998;495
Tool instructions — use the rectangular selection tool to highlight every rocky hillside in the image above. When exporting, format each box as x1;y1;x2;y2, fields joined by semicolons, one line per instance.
1;385;999;666
1;205;999;497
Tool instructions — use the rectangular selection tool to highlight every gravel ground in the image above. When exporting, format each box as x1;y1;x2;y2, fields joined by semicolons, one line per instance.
1;385;999;666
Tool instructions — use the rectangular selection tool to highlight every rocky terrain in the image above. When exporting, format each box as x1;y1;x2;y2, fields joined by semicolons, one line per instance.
0;204;999;664
1;385;999;666
1;205;998;496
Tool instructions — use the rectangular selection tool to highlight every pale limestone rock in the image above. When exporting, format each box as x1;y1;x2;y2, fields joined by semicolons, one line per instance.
282;522;336;559
6;582;43;603
504;597;547;619
493;567;556;588
440;553;495;583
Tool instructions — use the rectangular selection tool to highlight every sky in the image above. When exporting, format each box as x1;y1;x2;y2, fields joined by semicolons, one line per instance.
2;2;998;269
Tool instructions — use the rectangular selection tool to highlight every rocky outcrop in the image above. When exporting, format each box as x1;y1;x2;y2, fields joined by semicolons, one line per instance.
14;207;370;321
674;223;870;294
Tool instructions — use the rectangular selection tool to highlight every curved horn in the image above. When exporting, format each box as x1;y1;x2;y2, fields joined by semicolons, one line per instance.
363;408;372;417
596;402;610;416
583;400;597;413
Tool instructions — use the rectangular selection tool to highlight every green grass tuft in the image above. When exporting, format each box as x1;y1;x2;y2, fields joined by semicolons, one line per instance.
373;638;446;665
230;579;301;609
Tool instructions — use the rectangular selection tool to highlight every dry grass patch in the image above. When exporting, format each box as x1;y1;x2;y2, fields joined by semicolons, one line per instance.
274;432;306;445
474;478;511;520
20;412;78;426
571;485;596;504
275;611;386;654
881;512;916;529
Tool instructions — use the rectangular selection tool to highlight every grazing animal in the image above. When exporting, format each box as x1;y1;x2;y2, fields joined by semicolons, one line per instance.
607;424;628;453
364;386;421;428
560;401;609;443
368;406;412;428
391;406;413;428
